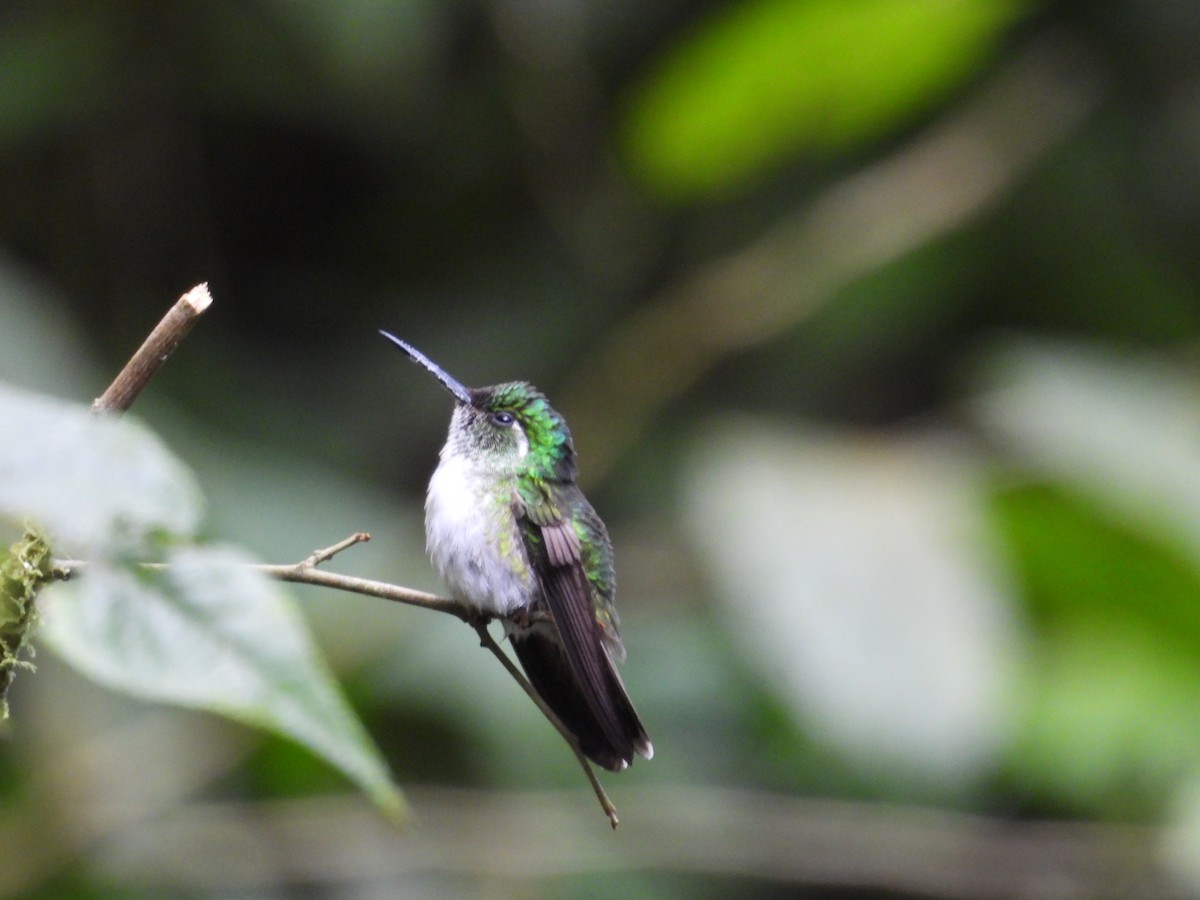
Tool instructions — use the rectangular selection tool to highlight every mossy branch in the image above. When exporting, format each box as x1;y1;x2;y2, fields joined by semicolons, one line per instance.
0;531;53;718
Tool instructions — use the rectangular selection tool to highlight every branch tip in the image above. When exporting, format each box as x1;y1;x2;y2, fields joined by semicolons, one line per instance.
303;532;372;568
92;283;214;413
181;283;213;313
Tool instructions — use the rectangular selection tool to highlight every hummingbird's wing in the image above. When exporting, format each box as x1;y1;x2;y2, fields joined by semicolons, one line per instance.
514;490;652;770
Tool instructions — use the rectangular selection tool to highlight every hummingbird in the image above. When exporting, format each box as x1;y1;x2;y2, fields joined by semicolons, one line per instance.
381;331;653;772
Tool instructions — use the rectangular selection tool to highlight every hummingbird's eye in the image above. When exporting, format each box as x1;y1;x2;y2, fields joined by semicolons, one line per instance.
491;411;516;427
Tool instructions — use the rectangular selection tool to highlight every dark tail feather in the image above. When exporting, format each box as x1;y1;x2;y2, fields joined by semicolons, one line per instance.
512;628;653;772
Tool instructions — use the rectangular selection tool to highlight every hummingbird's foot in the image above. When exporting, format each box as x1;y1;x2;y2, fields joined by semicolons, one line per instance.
502;609;556;648
464;609;492;630
508;607;554;630
464;610;499;648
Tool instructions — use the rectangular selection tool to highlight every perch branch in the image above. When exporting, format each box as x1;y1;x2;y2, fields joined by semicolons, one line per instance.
249;536;466;621
466;618;619;828
92;283;213;413
55;539;463;623
56;534;623;826
260;534;619;827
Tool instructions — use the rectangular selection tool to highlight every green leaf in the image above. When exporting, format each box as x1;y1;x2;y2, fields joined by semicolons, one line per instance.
0;382;400;815
0;383;202;552
993;484;1200;815
621;0;1028;198
39;545;405;819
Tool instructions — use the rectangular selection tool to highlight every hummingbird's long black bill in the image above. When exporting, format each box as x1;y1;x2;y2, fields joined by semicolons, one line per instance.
380;331;472;405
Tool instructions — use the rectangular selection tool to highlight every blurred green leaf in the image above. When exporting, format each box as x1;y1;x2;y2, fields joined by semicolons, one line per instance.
0;384;203;553
621;0;1028;197
39;545;405;818
994;484;1200;814
994;484;1200;637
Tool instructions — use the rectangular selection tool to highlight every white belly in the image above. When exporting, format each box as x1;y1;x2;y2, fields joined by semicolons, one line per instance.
424;452;535;616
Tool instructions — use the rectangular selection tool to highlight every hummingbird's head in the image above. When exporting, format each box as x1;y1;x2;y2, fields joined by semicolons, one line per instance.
458;381;577;482
382;331;577;482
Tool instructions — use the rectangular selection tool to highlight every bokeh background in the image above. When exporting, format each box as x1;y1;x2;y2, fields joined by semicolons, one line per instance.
4;0;1200;897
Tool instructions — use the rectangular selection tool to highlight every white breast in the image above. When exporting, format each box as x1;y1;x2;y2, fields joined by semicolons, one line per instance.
424;451;535;616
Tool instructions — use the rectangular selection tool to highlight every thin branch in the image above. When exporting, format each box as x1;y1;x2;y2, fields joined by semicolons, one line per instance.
266;566;466;618
56;533;624;827
54;546;465;623
92;283;213;414
467;618;619;828
250;541;467;621
300;532;372;567
271;534;618;827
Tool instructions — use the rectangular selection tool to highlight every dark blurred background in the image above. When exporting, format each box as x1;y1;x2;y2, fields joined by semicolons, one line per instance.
4;0;1200;897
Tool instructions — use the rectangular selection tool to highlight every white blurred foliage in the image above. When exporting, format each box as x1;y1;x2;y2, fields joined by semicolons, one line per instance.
974;340;1200;563
0;384;204;552
684;420;1020;785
